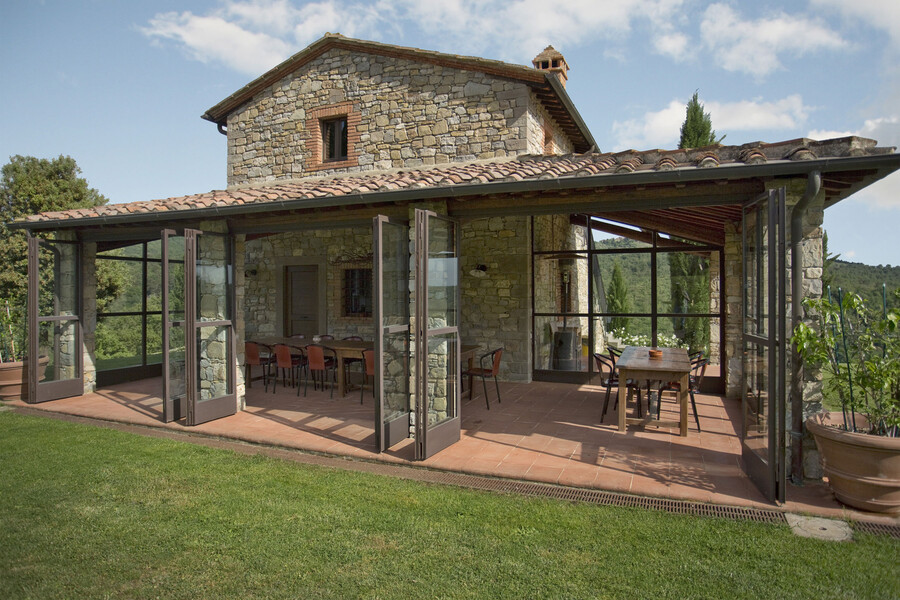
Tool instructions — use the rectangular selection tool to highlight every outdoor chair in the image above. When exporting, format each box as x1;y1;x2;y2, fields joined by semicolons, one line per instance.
595;351;647;422
342;336;364;392
271;344;302;393
244;341;272;391
462;347;503;409
360;348;375;404
302;344;337;398
657;357;708;432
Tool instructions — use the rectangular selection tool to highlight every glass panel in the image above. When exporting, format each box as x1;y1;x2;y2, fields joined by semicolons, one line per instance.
146;261;162;312
38;242;78;317
660;316;711;355
95;315;142;371
657;251;712;314
656;233;706;249
427;218;457;328
38;320;79;382
590;316;614;360
167;323;186;401
744;203;768;336
98;259;143;313
197;235;231;322
535;253;588;314
743;341;770;461
146;239;161;260
382;221;409;326
426;332;458;428
197;325;231;400
592;253;651;316
534;316;587;371
590;226;651;250
533;214;587;252
146;314;163;365
606;316;653;349
382;330;410;424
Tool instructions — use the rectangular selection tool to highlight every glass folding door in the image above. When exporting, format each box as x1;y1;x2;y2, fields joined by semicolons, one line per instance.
414;210;461;460
741;189;787;503
26;234;83;403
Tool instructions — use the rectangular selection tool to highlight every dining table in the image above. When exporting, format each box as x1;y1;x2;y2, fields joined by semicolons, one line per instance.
249;336;372;398
615;345;692;436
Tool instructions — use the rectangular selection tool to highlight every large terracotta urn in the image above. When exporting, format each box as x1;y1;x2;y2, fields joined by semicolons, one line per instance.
807;411;900;514
0;356;49;401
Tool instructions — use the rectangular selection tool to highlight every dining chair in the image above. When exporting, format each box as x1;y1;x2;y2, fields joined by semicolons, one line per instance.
302;344;337;398
462;347;503;409
244;341;272;391
360;348;375;404
319;334;334;341
271;344;302;393
595;351;646;422
657;357;708;431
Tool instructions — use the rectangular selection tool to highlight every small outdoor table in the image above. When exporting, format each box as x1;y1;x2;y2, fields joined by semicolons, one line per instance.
616;346;692;436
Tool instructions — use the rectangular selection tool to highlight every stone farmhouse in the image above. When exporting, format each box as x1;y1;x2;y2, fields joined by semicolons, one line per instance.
13;34;900;503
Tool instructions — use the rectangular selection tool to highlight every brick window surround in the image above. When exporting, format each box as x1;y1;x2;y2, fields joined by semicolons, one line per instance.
306;102;361;172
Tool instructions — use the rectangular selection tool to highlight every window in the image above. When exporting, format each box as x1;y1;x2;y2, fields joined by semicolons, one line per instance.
343;268;372;317
322;117;348;161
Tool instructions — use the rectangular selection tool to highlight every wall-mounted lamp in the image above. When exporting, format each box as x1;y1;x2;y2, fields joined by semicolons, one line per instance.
468;264;488;278
244;268;258;277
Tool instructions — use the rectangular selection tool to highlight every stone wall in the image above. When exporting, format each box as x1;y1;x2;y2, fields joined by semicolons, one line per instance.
723;222;743;400
243;226;375;340
460;216;531;382
226;48;571;186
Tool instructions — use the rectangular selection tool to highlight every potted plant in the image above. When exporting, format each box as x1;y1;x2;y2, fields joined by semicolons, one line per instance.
0;300;47;401
793;289;900;513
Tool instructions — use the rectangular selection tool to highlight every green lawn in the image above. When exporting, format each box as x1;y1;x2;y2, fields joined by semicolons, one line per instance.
1;411;897;600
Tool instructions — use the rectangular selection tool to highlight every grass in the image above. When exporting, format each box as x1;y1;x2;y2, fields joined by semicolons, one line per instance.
1;411;898;600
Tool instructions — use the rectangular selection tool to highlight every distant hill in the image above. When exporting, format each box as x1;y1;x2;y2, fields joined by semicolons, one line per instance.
828;259;900;310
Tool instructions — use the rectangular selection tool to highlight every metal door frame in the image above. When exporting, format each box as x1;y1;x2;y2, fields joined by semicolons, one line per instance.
373;215;411;451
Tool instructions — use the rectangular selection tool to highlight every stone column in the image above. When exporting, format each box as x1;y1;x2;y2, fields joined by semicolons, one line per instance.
82;241;97;393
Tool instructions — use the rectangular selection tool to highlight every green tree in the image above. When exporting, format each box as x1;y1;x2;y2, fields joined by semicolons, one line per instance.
607;261;631;334
822;230;840;296
678;91;724;149
0;155;109;308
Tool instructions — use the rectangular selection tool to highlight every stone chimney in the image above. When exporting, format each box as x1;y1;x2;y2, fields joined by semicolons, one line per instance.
532;45;569;87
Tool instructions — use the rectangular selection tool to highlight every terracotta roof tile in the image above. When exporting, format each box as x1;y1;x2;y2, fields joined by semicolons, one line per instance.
16;136;896;225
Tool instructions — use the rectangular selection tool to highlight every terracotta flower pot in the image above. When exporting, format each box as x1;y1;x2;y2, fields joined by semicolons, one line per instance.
0;356;49;401
807;411;900;514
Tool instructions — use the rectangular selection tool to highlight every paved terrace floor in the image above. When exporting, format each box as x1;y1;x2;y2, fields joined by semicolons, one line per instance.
8;375;897;524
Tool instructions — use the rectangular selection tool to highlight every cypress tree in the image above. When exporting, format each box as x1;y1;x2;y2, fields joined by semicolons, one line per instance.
678;91;723;149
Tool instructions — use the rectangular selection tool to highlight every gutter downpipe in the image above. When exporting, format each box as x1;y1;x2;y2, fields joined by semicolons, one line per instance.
790;170;821;485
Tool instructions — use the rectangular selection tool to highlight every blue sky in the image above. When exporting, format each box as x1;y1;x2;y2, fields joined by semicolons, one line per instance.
2;0;898;266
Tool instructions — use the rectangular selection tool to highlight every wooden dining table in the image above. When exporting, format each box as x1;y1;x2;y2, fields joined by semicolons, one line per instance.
249;337;372;397
615;345;692;436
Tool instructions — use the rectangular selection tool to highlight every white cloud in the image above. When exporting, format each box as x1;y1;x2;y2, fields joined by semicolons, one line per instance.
811;0;900;51
142;11;294;74
811;116;900;210
142;0;693;73
654;32;689;61
611;95;813;151
700;3;847;77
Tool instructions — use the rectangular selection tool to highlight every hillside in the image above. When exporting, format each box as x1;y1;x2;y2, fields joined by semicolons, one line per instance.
828;259;900;309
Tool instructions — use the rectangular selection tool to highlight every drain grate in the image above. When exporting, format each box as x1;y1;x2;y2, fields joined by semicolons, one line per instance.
419;469;786;524
853;521;900;539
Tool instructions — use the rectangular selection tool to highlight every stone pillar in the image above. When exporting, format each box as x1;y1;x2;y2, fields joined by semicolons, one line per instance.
723;222;743;400
460;215;531;382
234;234;246;409
82;241;97;393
